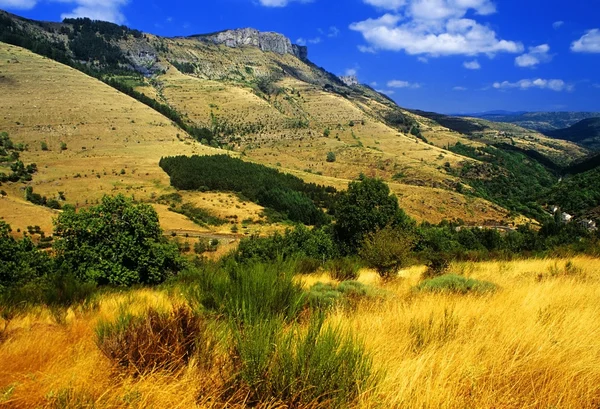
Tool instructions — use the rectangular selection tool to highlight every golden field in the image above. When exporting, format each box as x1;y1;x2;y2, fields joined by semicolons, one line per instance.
1;256;599;408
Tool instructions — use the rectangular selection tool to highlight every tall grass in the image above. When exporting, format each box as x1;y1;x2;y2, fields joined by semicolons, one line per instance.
185;261;307;324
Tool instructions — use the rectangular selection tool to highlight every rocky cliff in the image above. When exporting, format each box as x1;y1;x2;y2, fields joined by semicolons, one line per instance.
193;28;308;61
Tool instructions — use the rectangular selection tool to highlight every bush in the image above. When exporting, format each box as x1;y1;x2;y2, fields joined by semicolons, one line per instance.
96;306;212;375
308;280;369;309
293;257;322;275
326;151;336;162
422;253;452;279
185;262;306;324
416;274;496;294
230;314;374;408
53;195;183;286
327;257;361;281
40;141;48;151
360;226;414;279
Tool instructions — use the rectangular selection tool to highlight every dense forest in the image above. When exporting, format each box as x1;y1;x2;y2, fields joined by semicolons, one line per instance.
159;155;336;225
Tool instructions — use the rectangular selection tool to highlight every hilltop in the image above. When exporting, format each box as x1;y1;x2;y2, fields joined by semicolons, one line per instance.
468;111;600;133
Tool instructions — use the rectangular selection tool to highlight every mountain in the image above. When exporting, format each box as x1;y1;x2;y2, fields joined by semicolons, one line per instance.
544;118;600;151
0;9;593;228
467;111;600;132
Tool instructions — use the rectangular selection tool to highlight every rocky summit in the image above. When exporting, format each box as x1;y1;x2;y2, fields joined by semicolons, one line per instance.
192;28;308;61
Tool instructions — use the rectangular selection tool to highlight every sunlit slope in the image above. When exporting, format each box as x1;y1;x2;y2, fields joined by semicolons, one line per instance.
0;43;221;232
156;48;468;188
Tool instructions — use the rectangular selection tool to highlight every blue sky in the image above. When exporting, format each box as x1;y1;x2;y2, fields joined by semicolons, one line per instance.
2;0;599;113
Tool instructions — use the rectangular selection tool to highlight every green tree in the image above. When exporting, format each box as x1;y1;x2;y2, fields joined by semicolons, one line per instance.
359;226;414;279
53;195;183;286
326;152;336;163
334;176;413;253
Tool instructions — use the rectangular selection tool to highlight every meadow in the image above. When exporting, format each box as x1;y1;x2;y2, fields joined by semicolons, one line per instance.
1;257;598;408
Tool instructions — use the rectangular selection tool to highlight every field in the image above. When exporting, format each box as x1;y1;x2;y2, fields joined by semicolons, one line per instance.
1;257;599;408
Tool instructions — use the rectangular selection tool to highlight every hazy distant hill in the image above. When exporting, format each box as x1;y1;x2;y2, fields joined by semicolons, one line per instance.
544;118;600;151
467;111;600;132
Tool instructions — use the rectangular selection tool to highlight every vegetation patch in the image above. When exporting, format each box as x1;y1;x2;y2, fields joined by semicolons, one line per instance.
159;155;335;225
415;274;497;294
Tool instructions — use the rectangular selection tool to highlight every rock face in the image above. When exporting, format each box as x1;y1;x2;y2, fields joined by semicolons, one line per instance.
194;28;308;61
339;75;359;86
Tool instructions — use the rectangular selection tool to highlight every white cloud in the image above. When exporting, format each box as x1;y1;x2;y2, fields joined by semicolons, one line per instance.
345;68;358;76
328;26;340;37
351;1;522;57
463;59;480;69
387;79;421;88
370;81;378;86
0;0;37;9
256;0;312;6
493;78;573;92
571;29;600;53
296;38;307;46
515;44;552;67
453;86;467;91
376;89;396;95
552;21;564;29
417;56;428;63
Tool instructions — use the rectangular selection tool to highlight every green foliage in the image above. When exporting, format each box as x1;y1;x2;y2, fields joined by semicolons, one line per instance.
308;281;369;309
53;195;183;286
185;262;306;325
547;167;600;215
170;60;196;74
25;187;61;209
449;143;556;220
60;142;67;151
416;274;496;294
326;151;336;162
160;155;335;225
96;305;211;375
360;226;414;279
40;141;48;151
323;128;331;137
334;176;414;253
327;257;361;281
230;314;373;408
235;225;338;264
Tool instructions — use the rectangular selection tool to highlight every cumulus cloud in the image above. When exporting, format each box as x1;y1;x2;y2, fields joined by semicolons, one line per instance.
351;0;521;57
387;79;421;88
463;60;480;69
0;0;37;9
571;29;600;53
1;0;130;23
552;21;564;29
493;78;573;92
327;26;340;37
60;0;130;24
515;44;552;67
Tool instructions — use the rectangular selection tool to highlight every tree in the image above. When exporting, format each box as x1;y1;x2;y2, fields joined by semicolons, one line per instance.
334;176;413;254
360;226;414;279
326;152;336;163
53;195;183;286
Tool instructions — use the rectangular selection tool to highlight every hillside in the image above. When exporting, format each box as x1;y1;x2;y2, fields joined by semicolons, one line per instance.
469;111;600;133
544;118;600;151
0;9;593;228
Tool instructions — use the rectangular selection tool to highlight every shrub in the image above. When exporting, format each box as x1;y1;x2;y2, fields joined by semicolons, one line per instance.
53;195;183;286
230;314;374;408
96;306;212;375
326;151;336;162
40;141;48;151
416;274;496;294
422;253;452;279
293;257;321;275
327;257;361;281
360;226;414;279
60;142;67;151
308;280;369;310
186;262;306;324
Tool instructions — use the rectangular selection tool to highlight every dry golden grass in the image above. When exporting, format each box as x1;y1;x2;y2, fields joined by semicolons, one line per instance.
1;257;599;408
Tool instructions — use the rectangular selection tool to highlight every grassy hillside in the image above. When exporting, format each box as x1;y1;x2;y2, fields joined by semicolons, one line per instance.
545;117;600;151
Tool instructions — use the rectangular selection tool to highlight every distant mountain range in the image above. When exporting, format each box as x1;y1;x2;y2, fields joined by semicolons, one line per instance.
459;111;600;133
